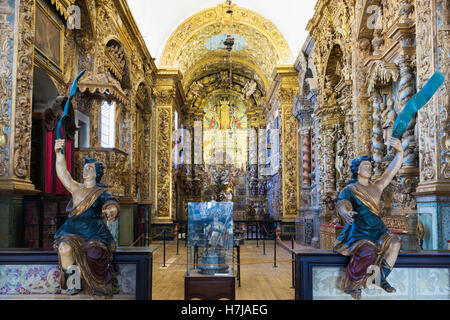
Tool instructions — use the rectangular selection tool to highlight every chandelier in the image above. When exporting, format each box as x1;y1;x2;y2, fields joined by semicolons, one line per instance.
224;0;234;91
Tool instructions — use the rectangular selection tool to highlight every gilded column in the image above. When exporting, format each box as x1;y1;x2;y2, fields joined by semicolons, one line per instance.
356;66;371;156
142;112;152;202
0;0;36;192
293;98;313;204
277;66;300;223
371;91;385;178
398;55;418;169
0;0;14;179
293;97;314;246
415;0;450;249
0;0;36;247
153;69;184;224
248;126;258;198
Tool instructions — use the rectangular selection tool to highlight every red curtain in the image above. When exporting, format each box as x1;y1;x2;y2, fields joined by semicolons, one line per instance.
45;130;73;195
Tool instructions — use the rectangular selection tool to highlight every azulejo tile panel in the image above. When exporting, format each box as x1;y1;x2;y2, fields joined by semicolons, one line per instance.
0;265;61;295
0;264;136;296
312;267;450;300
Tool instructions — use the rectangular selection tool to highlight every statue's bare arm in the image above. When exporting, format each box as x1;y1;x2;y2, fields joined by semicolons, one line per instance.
55;139;81;194
375;137;404;191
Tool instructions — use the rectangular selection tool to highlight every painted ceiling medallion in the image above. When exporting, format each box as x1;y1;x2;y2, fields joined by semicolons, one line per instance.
205;34;247;51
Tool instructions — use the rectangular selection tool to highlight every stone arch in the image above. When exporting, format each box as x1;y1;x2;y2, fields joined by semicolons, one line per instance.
159;2;292;91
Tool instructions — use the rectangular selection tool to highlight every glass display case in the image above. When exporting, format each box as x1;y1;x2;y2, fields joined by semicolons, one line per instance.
187;202;234;277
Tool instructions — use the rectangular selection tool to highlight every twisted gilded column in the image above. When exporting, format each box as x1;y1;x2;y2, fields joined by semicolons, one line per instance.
398;55;418;168
372;92;385;177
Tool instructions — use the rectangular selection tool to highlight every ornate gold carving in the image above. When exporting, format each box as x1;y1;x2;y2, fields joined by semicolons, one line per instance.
48;0;76;20
367;62;399;95
153;88;177;106
416;0;437;182
159;3;292;94
78;72;129;106
14;0;35;179
0;0;14;177
74;148;129;197
156;107;172;218
437;4;450;180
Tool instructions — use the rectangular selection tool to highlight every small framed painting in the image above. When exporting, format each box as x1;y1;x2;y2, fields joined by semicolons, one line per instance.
34;2;63;69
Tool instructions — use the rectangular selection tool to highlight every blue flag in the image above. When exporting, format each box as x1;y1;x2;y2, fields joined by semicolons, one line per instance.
389;70;445;150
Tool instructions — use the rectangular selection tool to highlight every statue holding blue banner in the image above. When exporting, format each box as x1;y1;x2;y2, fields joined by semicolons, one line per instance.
334;137;403;299
52;70;120;297
334;71;445;299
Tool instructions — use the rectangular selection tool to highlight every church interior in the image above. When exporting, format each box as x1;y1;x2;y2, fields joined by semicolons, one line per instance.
0;0;449;301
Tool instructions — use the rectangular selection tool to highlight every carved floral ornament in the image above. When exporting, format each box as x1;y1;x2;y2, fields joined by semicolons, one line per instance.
77;72;129;107
159;3;292;93
0;0;14;177
48;0;77;20
153;88;177;106
367;61;400;95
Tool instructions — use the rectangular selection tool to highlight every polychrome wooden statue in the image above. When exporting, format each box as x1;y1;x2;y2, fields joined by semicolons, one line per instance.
334;70;444;299
333;137;403;299
53;139;120;297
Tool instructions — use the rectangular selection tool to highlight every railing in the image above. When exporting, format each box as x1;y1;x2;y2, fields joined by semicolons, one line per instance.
132;220;300;290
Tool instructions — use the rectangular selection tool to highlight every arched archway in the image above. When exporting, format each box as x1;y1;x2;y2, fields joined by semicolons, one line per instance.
155;2;294;222
30;67;60;191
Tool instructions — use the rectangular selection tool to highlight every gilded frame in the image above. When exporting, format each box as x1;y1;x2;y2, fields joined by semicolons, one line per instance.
34;0;64;72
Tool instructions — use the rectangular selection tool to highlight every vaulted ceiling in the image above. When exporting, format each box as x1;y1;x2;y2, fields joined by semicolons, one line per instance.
158;3;293;92
128;0;317;116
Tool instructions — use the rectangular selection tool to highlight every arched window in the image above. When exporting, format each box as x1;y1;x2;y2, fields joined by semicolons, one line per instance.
100;100;116;148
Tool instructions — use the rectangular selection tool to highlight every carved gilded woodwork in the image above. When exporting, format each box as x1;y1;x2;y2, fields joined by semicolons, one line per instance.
13;0;35;182
416;0;439;184
155;106;172;218
302;0;450;249
153;70;184;223
74;148;128;197
436;0;449;180
3;0;156;202
47;0;76;20
268;67;300;221
0;0;14;177
159;3;292;73
78;72;129;106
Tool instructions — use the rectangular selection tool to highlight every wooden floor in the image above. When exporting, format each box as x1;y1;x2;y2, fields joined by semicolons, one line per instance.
152;239;296;300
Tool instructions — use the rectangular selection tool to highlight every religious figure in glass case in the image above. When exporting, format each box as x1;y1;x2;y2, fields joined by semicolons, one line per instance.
187;202;234;276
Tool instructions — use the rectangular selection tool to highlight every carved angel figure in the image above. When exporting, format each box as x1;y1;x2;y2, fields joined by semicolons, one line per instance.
333;137;404;300
53;139;120;297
